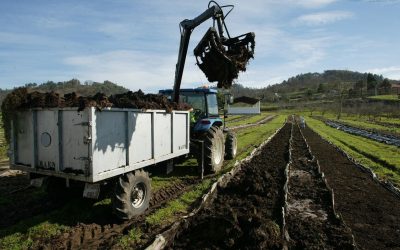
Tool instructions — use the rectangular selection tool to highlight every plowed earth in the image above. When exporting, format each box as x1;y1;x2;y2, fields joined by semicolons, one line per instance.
168;121;355;249
302;126;400;250
286;125;353;249
168;123;292;249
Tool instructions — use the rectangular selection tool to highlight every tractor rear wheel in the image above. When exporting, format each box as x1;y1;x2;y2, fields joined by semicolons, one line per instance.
225;131;237;160
113;170;151;220
204;126;225;174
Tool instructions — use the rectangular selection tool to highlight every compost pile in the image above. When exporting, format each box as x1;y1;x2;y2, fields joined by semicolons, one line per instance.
194;30;255;89
1;88;191;143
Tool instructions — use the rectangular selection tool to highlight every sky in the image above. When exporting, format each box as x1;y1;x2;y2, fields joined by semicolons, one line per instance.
1;0;399;92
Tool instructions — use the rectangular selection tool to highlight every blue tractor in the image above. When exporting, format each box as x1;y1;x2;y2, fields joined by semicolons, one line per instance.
159;88;237;173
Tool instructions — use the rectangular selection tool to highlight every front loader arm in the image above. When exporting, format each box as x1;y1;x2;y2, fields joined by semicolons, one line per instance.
173;4;225;103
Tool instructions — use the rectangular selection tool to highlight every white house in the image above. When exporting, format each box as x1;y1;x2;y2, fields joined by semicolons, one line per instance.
227;96;261;115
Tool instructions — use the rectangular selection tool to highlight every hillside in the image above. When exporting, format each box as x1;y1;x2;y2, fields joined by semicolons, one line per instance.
231;70;398;102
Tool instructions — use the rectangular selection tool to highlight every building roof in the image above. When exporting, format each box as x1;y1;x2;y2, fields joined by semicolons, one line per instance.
391;84;400;88
233;96;260;105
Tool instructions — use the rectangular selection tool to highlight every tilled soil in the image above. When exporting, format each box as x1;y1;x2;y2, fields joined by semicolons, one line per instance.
285;125;354;249
302;126;400;250
168;123;292;249
168;121;356;250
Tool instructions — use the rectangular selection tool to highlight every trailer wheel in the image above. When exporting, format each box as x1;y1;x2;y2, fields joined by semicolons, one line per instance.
204;126;225;174
225;131;237;160
113;170;151;220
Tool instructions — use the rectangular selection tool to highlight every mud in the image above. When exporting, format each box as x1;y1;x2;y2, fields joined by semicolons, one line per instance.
286;124;354;249
168;123;292;249
302;126;400;250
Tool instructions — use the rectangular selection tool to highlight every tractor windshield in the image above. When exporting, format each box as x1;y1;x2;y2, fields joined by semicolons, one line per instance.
179;93;206;118
206;93;219;117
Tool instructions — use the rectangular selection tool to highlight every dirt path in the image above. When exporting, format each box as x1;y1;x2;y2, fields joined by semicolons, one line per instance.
302;126;400;250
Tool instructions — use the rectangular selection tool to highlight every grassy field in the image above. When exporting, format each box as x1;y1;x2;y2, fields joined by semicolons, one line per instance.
305;116;400;187
0;115;287;249
225;112;272;127
368;94;400;101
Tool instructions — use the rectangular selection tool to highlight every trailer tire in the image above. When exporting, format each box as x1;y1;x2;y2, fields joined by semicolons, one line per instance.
204;126;225;174
225;131;237;160
113;170;151;220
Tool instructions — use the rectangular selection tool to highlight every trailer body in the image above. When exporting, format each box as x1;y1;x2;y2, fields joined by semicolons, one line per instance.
10;107;190;183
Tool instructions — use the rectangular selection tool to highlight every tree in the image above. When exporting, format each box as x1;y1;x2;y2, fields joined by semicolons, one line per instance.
354;80;364;97
366;73;377;95
379;78;391;94
317;83;326;93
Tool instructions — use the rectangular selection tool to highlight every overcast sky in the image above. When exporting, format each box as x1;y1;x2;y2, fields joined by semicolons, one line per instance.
1;0;399;92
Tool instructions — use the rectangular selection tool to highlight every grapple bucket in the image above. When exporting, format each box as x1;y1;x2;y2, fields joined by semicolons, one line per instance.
194;27;255;88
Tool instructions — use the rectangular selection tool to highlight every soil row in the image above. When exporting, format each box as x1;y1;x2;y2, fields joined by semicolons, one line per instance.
301;125;400;250
284;123;354;249
166;123;292;249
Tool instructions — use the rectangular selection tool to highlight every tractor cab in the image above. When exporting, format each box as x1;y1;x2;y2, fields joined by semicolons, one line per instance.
159;88;223;133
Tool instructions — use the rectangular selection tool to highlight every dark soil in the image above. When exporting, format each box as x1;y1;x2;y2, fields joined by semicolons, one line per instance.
194;29;255;88
286;125;354;249
302;126;400;250
168;123;292;249
1;88;191;143
2;88;190;112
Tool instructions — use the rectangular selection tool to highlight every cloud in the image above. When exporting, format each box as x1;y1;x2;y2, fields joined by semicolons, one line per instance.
63;50;209;92
294;0;338;8
296;11;353;26
366;66;400;80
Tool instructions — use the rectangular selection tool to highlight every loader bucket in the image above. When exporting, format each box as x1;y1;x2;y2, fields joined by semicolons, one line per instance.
194;28;255;88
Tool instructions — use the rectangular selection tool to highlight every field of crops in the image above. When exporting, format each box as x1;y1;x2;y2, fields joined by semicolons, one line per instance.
1;111;399;250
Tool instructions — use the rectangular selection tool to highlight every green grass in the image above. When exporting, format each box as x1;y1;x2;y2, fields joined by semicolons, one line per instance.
368;94;400;101
145;179;213;226
225;112;272;127
117;227;143;249
306;116;400;186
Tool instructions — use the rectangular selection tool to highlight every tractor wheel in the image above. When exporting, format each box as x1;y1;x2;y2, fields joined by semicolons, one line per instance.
204;126;225;174
113;170;151;220
225;131;237;160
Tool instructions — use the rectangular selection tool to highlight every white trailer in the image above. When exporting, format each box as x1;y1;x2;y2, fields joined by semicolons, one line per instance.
9;107;190;219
